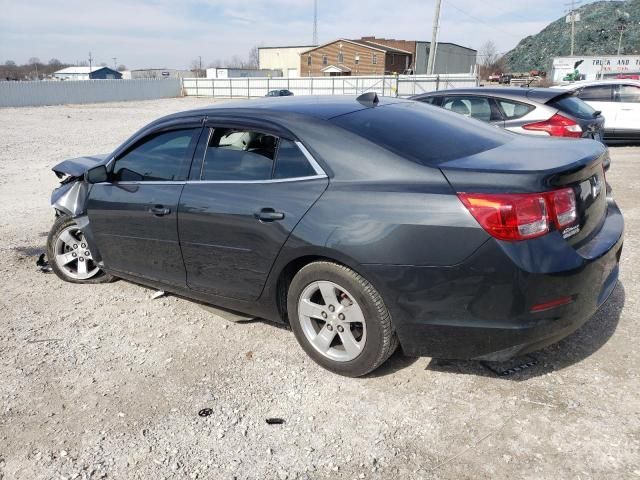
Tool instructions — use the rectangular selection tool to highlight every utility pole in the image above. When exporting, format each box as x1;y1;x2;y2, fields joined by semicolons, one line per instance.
198;56;202;78
313;0;318;45
112;57;117;70
570;0;575;56
565;0;581;56
426;0;442;75
88;52;93;79
617;24;626;55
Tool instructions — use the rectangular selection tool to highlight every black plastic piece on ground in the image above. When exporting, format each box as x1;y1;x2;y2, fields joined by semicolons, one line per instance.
265;418;285;425
198;408;213;417
480;355;538;377
36;253;52;273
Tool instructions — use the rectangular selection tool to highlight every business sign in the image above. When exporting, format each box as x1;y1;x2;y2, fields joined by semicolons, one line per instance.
552;56;640;81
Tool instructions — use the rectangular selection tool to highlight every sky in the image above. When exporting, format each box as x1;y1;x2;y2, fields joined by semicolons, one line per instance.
0;0;606;69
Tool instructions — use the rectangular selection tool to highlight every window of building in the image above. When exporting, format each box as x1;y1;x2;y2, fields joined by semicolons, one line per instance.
322;55;328;65
338;52;344;64
307;55;312;66
391;54;396;65
113;129;198;182
372;53;377;65
355;54;360;65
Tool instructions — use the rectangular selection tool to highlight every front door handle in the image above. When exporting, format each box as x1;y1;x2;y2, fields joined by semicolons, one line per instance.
149;205;171;216
255;208;285;222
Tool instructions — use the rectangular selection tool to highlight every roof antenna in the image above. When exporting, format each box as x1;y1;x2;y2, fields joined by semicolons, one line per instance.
356;91;379;107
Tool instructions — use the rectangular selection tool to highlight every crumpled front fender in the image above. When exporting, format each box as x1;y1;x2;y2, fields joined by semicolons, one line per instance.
51;180;90;217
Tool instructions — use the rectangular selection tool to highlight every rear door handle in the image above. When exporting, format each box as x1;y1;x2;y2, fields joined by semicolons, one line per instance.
149;205;171;216
255;208;285;222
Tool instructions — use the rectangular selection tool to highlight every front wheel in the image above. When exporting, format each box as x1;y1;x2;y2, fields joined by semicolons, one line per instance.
46;215;114;284
287;261;398;377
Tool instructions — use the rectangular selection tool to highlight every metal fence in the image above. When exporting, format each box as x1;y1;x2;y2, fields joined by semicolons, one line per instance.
182;74;478;98
0;79;182;107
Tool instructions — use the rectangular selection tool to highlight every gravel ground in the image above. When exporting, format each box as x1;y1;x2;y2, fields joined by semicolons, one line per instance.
0;98;639;480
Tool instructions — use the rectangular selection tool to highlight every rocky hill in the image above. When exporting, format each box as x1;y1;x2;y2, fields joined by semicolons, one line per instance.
504;0;640;72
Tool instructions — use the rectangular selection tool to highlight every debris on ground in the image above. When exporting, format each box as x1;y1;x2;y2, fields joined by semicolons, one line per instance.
151;290;167;300
198;408;213;417
35;253;52;273
480;355;538;377
265;418;285;425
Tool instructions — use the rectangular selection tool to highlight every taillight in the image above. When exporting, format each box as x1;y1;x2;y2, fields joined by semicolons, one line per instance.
458;188;578;241
522;113;583;138
549;187;576;228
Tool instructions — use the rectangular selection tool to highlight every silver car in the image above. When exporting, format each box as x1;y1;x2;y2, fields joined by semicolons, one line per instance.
411;87;605;142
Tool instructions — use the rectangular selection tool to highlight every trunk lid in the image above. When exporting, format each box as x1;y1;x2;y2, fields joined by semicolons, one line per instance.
440;136;609;246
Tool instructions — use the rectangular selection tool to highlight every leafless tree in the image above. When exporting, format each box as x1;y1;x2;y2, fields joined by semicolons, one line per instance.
28;57;41;65
48;58;62;67
478;41;505;80
190;58;205;77
247;45;259;69
117;64;127;71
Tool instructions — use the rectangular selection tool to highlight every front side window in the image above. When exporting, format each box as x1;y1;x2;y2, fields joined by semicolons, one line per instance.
322;55;328;65
355;54;360;65
307;55;312;66
113;128;197;181
372;53;377;65
201;128;277;181
337;52;344;64
578;85;613;102
617;85;640;103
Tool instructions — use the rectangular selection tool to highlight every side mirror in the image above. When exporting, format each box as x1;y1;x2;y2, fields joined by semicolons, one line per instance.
86;165;109;184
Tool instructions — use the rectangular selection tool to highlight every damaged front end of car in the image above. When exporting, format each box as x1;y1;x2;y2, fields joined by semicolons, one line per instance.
51;154;109;263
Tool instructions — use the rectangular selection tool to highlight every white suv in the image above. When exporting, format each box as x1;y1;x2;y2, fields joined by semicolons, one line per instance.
556;80;640;142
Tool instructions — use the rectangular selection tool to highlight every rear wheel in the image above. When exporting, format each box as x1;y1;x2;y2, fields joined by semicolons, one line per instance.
287;261;398;377
47;215;114;284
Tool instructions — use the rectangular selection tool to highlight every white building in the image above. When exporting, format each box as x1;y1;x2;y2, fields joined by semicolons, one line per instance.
53;66;122;80
206;68;283;79
552;56;640;82
258;45;317;78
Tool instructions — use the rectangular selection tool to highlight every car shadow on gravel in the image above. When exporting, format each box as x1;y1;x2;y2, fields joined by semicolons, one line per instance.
424;282;626;381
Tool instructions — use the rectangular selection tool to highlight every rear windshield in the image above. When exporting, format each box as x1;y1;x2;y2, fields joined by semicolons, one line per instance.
331;102;512;165
548;94;597;119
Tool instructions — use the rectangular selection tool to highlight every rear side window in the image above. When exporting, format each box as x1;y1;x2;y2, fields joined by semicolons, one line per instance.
331;102;512;166
578;85;613;102
201;128;276;181
548;94;597;119
416;96;437;105
273;140;317;179
113;128;198;182
497;99;535;119
617;85;640;103
442;96;498;122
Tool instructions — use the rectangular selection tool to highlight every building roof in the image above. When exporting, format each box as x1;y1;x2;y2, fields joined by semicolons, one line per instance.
321;65;352;73
300;39;412;55
258;45;318;50
54;66;116;74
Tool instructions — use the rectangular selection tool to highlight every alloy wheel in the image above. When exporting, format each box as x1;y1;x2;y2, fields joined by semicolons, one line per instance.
53;225;101;280
298;281;367;362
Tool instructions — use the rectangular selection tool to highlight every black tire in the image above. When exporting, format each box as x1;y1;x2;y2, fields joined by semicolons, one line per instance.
46;215;115;284
287;261;398;377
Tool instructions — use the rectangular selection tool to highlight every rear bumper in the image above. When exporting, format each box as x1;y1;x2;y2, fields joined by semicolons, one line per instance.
364;199;624;360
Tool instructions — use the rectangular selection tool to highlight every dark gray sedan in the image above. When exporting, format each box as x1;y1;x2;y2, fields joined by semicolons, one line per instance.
47;94;622;376
411;87;605;142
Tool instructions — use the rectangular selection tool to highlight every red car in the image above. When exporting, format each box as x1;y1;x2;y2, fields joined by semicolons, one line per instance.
616;74;640;80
